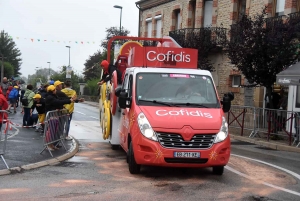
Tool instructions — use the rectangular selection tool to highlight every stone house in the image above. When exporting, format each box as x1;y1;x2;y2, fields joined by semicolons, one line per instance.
135;0;300;107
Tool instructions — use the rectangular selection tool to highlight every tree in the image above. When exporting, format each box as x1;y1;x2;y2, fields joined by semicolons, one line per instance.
35;68;56;79
83;78;99;96
0;61;14;78
0;30;22;76
83;50;104;80
100;26;130;50
51;66;80;93
227;8;299;108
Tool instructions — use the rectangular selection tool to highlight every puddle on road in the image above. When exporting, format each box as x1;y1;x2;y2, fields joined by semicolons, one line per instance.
228;156;297;185
67;156;90;163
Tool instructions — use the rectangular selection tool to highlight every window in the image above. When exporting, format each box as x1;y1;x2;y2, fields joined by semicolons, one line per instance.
174;9;181;30
203;0;213;27
146;18;152;37
274;0;285;16
232;75;241;87
189;0;196;28
155;15;162;38
237;0;247;20
136;73;219;106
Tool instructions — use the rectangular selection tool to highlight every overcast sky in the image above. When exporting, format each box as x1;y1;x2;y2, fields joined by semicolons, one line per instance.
0;0;139;79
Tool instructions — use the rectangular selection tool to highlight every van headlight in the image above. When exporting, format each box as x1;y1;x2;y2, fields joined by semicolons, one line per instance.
137;113;158;141
214;116;228;143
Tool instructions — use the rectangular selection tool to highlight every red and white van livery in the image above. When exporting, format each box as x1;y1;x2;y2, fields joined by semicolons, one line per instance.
102;36;234;175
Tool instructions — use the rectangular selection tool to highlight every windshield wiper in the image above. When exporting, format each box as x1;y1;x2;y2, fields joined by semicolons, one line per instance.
173;103;209;108
138;99;178;107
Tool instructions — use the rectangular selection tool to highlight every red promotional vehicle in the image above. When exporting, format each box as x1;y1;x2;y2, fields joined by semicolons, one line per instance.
99;36;234;175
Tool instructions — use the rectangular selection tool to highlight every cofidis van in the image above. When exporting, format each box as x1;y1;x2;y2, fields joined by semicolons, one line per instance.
113;39;234;175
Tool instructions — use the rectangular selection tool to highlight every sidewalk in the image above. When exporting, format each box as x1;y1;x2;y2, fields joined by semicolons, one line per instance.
0;105;79;176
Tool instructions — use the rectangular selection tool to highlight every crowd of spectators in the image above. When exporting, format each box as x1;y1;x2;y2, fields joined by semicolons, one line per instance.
0;77;84;151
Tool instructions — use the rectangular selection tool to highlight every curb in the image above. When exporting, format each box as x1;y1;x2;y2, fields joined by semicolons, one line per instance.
231;135;300;153
0;137;79;176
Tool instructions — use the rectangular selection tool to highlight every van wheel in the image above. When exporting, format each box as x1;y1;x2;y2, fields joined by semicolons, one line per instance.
111;145;119;150
128;142;140;174
212;166;224;175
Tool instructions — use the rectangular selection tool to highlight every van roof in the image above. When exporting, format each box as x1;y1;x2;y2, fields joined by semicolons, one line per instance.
127;67;213;77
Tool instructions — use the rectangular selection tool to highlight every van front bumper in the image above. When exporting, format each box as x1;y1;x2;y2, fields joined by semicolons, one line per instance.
133;135;230;168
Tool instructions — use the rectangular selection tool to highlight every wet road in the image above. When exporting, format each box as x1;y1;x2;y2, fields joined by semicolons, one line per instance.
0;103;299;201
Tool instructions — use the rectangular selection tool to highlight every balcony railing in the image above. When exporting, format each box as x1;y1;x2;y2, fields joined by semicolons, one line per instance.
289;11;300;31
169;27;227;49
265;15;286;28
289;11;300;21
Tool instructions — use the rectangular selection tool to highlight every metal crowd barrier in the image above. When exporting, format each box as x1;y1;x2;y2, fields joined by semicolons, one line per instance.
228;106;300;147
293;112;300;147
0;110;9;169
40;109;69;157
227;106;256;136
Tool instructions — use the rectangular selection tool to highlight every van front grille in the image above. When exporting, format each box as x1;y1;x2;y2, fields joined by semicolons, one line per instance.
156;132;216;149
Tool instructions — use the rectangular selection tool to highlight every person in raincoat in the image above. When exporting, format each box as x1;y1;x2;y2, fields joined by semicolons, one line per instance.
0;88;8;129
22;84;35;126
97;60;122;85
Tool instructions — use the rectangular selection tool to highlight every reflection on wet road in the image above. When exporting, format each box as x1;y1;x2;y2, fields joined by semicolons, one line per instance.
1;103;299;200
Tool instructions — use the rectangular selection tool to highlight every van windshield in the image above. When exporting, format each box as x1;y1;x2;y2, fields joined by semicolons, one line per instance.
136;73;220;108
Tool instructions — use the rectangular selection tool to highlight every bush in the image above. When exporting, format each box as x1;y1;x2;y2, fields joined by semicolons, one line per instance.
85;78;99;96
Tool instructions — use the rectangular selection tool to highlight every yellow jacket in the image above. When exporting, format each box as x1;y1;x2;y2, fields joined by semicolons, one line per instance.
61;88;76;113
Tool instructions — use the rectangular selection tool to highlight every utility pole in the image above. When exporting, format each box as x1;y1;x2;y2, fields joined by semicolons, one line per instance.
0;53;7;84
65;46;71;78
47;62;51;81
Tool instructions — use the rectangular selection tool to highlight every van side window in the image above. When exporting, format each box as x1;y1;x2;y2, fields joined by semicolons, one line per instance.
122;74;129;93
121;74;133;99
128;75;133;98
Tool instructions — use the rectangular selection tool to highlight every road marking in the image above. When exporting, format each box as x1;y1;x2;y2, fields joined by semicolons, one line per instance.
231;154;300;180
226;154;300;197
8;125;19;138
89;116;99;120
226;166;300;197
76;111;86;115
0;125;19;141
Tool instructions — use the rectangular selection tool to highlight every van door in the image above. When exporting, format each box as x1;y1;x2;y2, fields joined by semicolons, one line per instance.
123;74;134;152
119;73;133;151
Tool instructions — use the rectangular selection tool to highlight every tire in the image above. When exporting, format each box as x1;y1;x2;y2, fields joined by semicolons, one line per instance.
111;145;119;150
128;142;141;174
212;166;224;175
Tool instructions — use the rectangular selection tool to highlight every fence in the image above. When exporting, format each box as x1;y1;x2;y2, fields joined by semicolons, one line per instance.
228;105;300;147
40;109;69;157
0;110;10;169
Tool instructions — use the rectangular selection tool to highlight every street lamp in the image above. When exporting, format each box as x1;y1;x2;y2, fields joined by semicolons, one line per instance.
65;46;71;78
113;5;123;35
47;62;51;81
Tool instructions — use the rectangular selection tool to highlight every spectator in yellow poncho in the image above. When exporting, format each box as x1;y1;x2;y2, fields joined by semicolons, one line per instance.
61;80;84;140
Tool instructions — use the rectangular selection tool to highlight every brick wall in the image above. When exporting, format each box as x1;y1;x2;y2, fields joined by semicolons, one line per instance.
137;0;299;106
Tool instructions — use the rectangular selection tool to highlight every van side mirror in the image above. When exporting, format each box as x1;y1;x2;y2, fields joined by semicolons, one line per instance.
222;92;234;113
118;91;129;109
115;86;122;97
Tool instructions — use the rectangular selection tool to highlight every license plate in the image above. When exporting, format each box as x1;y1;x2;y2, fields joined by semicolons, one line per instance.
174;152;200;158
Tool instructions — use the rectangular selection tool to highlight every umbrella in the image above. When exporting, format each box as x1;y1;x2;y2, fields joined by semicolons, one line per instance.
276;62;300;145
276;62;300;112
276;62;300;86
